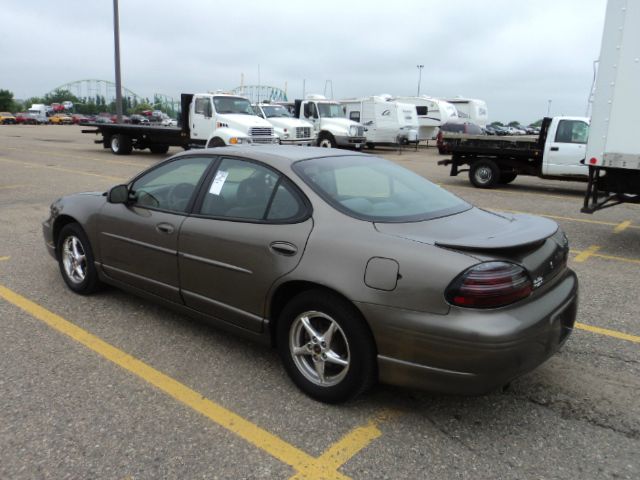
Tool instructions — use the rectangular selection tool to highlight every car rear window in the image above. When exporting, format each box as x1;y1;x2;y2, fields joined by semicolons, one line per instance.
293;155;470;222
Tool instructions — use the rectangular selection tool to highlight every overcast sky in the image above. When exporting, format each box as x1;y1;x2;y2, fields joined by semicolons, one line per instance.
1;0;607;123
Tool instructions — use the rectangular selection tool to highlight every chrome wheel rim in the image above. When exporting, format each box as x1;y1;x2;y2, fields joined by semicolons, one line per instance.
475;166;492;184
62;236;87;284
289;311;350;387
111;136;120;152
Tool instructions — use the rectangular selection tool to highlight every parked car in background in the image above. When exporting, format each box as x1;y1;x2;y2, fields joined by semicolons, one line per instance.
49;113;73;125
93;116;114;124
0;112;17;124
483;125;497;135
437;120;484;154
14;112;38;125
71;114;90;125
161;117;178;127
110;114;131;124
130;114;150;125
42;146;577;403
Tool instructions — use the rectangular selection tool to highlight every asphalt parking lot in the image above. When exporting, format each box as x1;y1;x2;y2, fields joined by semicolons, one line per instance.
1;125;638;479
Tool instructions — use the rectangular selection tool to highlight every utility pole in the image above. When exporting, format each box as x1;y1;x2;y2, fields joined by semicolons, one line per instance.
113;0;123;123
547;99;552;117
416;64;424;96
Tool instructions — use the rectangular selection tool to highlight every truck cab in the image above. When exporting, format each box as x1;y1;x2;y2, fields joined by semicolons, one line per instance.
294;95;366;149
190;93;278;147
541;116;590;176
252;102;316;145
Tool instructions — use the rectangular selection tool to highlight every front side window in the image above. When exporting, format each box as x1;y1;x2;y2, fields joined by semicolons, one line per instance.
317;103;345;118
294;155;469;222
130;157;212;212
194;98;210;115
199;158;305;222
261;105;292;118
213;96;255;115
555;120;589;144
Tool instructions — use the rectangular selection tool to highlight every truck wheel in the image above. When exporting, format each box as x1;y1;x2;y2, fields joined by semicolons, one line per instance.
318;133;337;148
110;134;132;155
149;145;169;154
469;160;500;188
207;137;226;148
499;171;518;184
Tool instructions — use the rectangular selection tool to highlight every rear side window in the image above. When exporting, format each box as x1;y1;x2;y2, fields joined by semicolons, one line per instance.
349;111;360;122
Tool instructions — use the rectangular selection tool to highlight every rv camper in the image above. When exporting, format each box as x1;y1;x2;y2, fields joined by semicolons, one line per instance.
392;96;458;141
444;97;489;127
340;96;419;147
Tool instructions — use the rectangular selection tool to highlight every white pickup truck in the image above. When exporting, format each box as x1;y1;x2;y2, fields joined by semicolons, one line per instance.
252;102;316;145
293;95;366;149
81;93;278;155
438;116;590;188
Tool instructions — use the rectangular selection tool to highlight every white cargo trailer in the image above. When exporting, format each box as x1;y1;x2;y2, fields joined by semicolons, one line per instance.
582;0;640;213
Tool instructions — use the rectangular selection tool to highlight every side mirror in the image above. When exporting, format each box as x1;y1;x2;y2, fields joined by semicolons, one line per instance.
303;103;311;118
107;184;129;204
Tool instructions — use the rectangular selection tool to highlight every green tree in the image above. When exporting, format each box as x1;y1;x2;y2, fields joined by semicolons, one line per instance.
507;121;522;127
529;118;544;127
490;121;504;127
0;89;17;111
133;102;154;114
43;88;81;105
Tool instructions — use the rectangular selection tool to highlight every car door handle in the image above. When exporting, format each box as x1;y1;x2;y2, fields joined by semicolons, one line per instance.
270;242;298;256
156;223;175;234
550;147;559;151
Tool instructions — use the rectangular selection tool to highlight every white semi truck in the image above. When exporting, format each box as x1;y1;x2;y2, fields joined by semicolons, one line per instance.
82;93;278;155
582;0;640;213
293;95;366;149
252;102;316;145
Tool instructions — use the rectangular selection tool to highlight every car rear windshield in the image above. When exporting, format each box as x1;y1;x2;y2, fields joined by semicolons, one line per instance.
293;155;470;222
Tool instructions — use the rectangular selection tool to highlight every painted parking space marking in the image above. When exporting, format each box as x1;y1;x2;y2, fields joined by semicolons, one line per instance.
572;245;601;263
0;157;126;182
487;208;640;231
0;284;394;479
575;323;640;344
613;220;632;234
0;256;9;261
570;247;640;265
0;184;29;190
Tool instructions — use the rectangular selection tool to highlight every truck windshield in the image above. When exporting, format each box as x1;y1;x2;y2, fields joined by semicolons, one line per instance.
261;105;292;118
317;103;346;119
213;97;255;115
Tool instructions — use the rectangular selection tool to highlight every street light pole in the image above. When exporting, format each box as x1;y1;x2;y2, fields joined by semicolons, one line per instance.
416;64;424;96
113;0;123;123
547;99;552;117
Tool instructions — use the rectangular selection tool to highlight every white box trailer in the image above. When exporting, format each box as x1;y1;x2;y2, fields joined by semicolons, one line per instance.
340;96;419;146
444;97;489;128
582;0;640;213
392;96;458;140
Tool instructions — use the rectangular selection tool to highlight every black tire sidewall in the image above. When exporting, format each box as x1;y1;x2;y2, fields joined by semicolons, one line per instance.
56;223;100;294
276;290;376;403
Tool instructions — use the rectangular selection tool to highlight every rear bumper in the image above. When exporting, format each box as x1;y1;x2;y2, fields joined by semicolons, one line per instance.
356;269;578;394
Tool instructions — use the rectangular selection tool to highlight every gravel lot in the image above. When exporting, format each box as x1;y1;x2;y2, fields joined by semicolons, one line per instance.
0;125;638;479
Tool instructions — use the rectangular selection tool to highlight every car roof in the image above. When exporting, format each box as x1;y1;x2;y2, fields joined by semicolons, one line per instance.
171;146;368;170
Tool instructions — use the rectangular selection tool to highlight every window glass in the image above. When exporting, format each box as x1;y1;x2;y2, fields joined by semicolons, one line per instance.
294;155;469;222
200;158;279;220
349;111;361;122
266;183;305;220
415;106;428;116
195;98;209;115
555;120;589;144
131;157;211;212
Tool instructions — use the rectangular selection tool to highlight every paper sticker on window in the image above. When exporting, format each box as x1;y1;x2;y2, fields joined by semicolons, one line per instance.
209;170;229;195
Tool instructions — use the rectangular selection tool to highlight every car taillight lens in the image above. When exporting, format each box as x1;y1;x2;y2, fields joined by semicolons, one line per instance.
446;261;532;308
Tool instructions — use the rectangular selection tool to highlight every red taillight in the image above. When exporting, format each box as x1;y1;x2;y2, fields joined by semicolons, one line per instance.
589;157;598;165
446;262;532;308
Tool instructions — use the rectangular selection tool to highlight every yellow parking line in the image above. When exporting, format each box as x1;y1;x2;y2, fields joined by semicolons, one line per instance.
613;220;632;233
0;184;28;190
572;245;601;263
0;256;9;261
575;323;640;344
488;208;640;230
570;248;640;265
0;284;395;479
0;157;125;182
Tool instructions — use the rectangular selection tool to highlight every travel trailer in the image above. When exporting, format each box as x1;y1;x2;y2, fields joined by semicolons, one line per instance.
392;96;458;140
340;96;419;146
444;97;489;127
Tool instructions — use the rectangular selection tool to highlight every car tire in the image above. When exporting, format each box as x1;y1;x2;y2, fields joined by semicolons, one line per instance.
149;145;169;154
499;171;518;184
110;134;132;155
277;290;377;403
469;159;500;188
317;133;337;148
57;223;102;295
